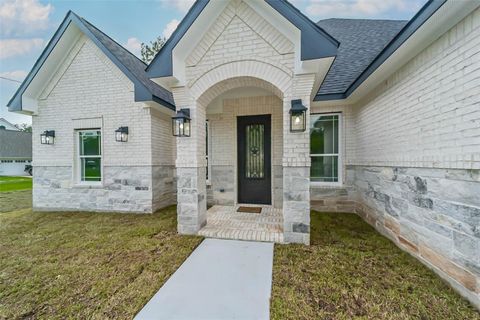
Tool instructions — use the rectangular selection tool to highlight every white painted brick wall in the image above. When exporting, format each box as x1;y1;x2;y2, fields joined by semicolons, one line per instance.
185;0;294;86
352;7;480;170
175;0;297;169
151;109;175;166
34;36;153;168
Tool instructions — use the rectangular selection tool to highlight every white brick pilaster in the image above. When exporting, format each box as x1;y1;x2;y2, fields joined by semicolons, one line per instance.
282;73;315;245
172;86;207;234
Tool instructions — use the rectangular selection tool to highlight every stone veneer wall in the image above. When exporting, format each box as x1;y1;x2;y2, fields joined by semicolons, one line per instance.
310;8;480;307
33;166;154;213
152;165;176;212
352;166;479;306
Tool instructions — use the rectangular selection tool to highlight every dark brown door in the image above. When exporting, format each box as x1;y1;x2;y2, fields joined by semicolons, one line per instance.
237;115;271;204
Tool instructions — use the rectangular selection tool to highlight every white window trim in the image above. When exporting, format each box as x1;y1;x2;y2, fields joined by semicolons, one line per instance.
75;129;103;186
206;120;211;185
310;112;343;187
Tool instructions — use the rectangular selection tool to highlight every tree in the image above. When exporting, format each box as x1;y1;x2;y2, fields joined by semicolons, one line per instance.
141;36;166;64
15;123;32;132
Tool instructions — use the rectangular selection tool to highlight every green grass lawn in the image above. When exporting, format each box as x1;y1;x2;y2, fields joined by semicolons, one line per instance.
0;176;32;192
0;192;202;319
271;212;480;319
1;188;478;319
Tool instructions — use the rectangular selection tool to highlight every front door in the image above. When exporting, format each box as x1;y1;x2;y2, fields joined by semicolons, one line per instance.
237;115;271;204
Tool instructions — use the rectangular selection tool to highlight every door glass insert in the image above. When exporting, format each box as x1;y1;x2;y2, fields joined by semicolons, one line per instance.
245;124;264;179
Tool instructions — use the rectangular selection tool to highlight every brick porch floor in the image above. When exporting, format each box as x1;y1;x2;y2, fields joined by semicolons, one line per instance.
198;205;284;243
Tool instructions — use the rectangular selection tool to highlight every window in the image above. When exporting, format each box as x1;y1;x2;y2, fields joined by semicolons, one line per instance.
78;130;102;182
310;113;341;183
206;120;211;182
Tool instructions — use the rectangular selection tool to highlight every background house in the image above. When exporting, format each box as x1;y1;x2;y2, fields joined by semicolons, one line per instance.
0;118;20;131
0;121;32;176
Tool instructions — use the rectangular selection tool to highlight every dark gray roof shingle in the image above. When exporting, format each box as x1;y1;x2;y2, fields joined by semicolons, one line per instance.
0;130;32;159
79;17;175;107
316;18;407;96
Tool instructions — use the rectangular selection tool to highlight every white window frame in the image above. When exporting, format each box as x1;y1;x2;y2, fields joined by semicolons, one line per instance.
76;129;103;185
310;112;343;187
206;120;211;185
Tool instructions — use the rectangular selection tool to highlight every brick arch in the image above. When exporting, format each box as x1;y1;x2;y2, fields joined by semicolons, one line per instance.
197;76;284;107
190;60;292;104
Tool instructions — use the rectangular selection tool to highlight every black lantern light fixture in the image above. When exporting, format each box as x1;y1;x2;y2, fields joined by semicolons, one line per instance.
172;108;191;137
115;126;129;142
40;130;55;144
290;99;307;132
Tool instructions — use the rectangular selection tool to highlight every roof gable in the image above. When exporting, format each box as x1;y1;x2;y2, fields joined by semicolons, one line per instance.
8;11;174;113
146;0;339;79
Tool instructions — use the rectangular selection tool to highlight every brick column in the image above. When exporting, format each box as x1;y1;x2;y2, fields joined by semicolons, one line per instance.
172;87;207;235
282;74;315;244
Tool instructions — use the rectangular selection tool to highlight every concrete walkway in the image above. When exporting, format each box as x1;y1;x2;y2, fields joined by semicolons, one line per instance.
134;239;274;320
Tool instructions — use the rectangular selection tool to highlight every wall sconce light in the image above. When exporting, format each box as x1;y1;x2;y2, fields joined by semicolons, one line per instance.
290;99;307;132
40;130;55;144
172;108;191;137
115;126;129;142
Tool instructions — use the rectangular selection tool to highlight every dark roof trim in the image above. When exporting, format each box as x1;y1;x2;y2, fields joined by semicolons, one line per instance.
314;0;447;101
8;11;174;112
146;0;209;77
147;0;339;78
265;0;339;60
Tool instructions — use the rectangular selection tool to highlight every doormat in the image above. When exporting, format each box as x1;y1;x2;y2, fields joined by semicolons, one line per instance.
237;206;262;213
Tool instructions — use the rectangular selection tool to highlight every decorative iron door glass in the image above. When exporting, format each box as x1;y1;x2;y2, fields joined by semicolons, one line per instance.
245;124;265;179
79;130;102;182
237;115;271;204
310;114;339;182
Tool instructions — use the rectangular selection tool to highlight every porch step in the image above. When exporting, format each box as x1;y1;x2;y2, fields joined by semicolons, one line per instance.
199;226;284;243
199;205;284;243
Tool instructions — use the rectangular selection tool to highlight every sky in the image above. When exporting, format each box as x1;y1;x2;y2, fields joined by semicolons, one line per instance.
0;0;426;126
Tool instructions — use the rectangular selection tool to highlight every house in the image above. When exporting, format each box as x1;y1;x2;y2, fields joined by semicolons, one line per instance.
0;120;32;176
7;0;480;308
0;118;20;131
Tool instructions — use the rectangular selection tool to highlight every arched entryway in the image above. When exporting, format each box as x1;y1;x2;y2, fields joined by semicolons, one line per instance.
197;76;286;242
172;60;313;244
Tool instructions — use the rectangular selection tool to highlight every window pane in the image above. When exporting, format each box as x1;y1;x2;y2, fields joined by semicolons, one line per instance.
245;124;264;179
80;131;101;156
206;121;209;180
310;156;338;182
310;115;338;155
81;158;101;181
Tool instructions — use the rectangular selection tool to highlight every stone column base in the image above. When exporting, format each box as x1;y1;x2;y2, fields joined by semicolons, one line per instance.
176;167;207;235
283;166;310;245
